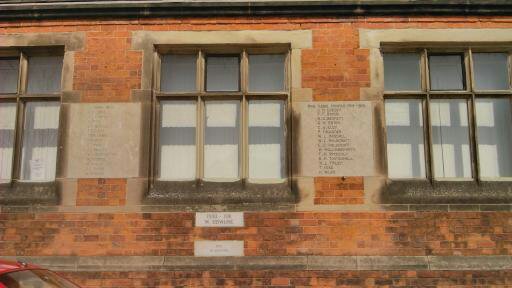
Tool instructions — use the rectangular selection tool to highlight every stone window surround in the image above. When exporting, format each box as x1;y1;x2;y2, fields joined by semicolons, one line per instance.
130;30;313;205
0;32;85;205
360;28;512;204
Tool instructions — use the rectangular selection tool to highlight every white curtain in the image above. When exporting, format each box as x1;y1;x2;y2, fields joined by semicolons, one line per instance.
429;55;464;90
383;53;421;91
248;100;285;180
476;98;512;178
430;99;472;179
159;100;196;180
0;103;16;182
249;55;286;92
161;54;197;92
27;56;63;94
385;99;426;178
206;57;239;91
473;53;509;91
0;59;19;94
204;101;240;180
20;101;60;182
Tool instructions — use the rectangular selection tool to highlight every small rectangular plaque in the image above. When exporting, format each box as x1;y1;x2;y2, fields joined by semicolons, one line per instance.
195;212;244;227
194;240;244;257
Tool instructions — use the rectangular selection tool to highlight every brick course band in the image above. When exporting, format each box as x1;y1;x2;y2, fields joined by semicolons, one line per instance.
3;256;512;272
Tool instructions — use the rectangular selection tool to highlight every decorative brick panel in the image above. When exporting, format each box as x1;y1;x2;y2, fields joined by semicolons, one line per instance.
314;177;364;205
76;179;127;206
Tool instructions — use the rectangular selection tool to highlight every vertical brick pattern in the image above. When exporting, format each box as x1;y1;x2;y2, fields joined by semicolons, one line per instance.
314;177;364;205
63;270;512;288
76;179;127;206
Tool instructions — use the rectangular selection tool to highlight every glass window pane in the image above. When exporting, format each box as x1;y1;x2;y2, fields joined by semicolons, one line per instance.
249;54;286;92
383;53;421;91
204;101;240;180
0;58;19;94
476;98;512;178
385;99;426;178
161;54;197;92
430;99;472;179
0;103;16;182
473;53;509;90
248;100;285;180
429;55;465;90
20;101;60;182
27;56;63;94
206;56;239;91
159;100;197;180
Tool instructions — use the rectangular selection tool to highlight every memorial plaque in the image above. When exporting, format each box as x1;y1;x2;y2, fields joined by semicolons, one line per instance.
65;103;142;178
194;240;244;257
196;212;244;227
298;101;374;176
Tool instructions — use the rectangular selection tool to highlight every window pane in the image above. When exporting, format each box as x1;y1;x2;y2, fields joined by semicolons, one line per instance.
27;56;63;94
249;54;286;92
20;101;60;182
385;99;426;178
429;55;465;90
0;103;16;182
249;100;285;180
204;101;240;180
0;58;19;94
383;53;421;91
159;100;196;180
430;99;472;179
473;53;509;90
206;56;239;91
476;98;512;178
161;54;197;92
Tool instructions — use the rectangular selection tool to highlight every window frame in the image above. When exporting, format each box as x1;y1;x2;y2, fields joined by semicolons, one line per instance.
151;45;291;185
0;49;64;184
383;47;512;182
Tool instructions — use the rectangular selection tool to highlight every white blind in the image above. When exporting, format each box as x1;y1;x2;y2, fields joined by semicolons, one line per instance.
0;103;16;182
430;99;472;179
206;56;239;92
159;101;196;180
473;53;509;91
161;54;197;92
385;99;426;178
383;53;421;91
248;54;286;92
248;100;285;180
203;101;240;180
476;98;512;178
429;55;464;91
20;101;60;182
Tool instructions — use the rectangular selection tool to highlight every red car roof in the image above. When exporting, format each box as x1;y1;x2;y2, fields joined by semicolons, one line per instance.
0;259;39;275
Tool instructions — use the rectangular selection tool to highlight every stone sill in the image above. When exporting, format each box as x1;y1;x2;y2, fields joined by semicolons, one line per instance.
144;180;296;205
0;182;59;205
381;180;512;204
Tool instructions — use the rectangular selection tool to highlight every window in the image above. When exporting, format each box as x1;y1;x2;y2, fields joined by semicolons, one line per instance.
156;48;288;183
0;52;63;183
384;49;512;181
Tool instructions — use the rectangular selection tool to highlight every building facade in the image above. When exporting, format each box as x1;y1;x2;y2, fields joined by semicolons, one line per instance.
0;1;512;286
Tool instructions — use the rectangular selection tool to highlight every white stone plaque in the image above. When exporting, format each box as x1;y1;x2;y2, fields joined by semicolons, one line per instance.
298;101;374;176
64;103;142;178
195;212;244;227
194;240;244;257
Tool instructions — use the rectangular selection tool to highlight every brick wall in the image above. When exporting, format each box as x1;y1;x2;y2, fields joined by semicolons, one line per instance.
314;177;364;205
1;212;510;256
76;179;127;206
62;270;512;287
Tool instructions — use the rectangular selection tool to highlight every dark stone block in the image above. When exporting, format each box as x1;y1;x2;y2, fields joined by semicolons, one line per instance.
381;180;512;204
144;180;296;205
0;182;59;205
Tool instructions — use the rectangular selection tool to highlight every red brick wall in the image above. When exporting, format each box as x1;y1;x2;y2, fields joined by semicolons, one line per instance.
62;270;512;287
314;177;364;205
1;212;510;256
76;179;127;206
